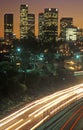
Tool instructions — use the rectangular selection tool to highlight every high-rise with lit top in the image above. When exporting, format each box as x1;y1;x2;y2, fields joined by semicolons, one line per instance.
20;4;28;39
44;8;58;42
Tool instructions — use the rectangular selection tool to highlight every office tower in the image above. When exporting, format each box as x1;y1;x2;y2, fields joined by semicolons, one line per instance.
77;27;83;41
28;14;35;35
60;18;73;41
38;13;44;39
20;4;28;39
66;26;77;41
44;8;58;42
4;14;13;41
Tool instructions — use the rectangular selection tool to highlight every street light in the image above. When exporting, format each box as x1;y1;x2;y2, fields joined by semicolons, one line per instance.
75;54;81;70
76;55;80;59
17;48;21;52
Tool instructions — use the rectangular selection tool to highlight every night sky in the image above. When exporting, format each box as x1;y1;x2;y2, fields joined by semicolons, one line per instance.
0;0;83;38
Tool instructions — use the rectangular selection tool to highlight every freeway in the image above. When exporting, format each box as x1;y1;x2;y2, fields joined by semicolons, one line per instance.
36;98;83;130
0;84;83;130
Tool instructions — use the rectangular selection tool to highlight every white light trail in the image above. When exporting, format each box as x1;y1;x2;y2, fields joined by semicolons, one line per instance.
30;115;49;130
15;119;31;130
0;83;83;130
75;88;83;94
5;119;23;130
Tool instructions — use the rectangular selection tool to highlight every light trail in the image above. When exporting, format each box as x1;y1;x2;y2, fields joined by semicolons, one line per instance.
0;102;36;123
0;84;80;127
1;83;82;124
0;83;83;130
29;92;75;117
5;119;23;130
5;93;79;130
60;106;83;130
15;96;77;130
15;119;31;130
30;96;79;130
30;115;50;130
75;88;83;94
70;113;83;130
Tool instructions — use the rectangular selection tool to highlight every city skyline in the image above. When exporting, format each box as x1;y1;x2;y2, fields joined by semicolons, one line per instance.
0;0;83;38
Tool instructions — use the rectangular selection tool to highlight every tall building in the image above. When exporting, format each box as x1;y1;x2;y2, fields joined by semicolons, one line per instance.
66;26;77;41
38;13;44;39
4;14;13;41
20;4;28;39
60;18;73;41
44;8;58;42
28;14;35;35
77;27;83;41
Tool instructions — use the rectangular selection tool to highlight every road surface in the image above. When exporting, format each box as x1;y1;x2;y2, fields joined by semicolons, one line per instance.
0;83;83;130
36;98;83;130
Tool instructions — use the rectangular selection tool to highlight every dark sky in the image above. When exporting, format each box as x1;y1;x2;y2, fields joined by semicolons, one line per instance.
0;0;83;38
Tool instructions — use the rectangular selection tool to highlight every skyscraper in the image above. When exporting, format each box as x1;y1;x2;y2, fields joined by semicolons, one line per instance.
28;14;35;35
77;27;83;41
20;4;28;39
38;13;44;39
66;25;77;41
4;14;13;41
60;18;73;41
44;8;58;42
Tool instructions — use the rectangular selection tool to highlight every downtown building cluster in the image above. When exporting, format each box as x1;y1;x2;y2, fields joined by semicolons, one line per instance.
1;4;83;72
4;4;35;43
1;3;83;44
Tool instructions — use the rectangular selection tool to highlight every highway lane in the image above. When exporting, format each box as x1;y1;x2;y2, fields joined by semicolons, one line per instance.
19;94;78;130
61;106;83;130
0;84;83;130
73;112;83;130
36;98;83;130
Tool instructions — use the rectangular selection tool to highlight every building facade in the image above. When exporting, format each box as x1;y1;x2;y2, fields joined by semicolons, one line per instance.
44;8;58;42
20;4;28;39
77;27;83;41
4;14;13;41
66;26;77;41
60;18;73;41
38;13;44;40
28;14;35;35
